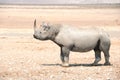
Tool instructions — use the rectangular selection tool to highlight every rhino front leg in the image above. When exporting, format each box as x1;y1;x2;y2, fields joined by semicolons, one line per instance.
60;47;70;67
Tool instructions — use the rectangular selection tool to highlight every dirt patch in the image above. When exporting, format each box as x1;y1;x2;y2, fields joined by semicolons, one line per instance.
0;29;120;80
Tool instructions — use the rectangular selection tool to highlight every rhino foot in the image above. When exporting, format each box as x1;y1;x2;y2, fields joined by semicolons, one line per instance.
62;63;69;67
104;62;111;66
91;63;98;66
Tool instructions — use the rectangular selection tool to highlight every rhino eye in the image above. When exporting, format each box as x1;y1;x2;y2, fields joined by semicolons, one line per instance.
43;27;46;31
43;26;50;31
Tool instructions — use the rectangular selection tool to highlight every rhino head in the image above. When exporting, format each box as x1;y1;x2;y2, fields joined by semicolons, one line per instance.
33;19;52;40
33;19;60;41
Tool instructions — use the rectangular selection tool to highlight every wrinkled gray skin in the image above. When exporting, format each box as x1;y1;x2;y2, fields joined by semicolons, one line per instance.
33;20;111;67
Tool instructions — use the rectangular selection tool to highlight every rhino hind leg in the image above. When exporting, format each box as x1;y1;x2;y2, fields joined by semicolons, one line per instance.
91;39;101;66
92;49;101;66
103;50;111;65
100;37;111;65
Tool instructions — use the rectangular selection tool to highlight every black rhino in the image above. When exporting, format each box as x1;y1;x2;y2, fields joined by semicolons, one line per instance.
33;20;111;67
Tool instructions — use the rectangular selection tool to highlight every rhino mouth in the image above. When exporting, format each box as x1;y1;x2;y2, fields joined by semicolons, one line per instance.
33;34;49;40
33;34;39;39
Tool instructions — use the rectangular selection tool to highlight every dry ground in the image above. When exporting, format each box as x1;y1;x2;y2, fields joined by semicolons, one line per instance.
0;5;120;80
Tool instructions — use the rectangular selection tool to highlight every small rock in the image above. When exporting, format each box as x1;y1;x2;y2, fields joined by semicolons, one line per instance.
50;75;54;79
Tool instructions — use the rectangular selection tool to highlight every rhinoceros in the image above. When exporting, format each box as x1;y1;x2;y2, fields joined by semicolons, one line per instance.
33;20;111;67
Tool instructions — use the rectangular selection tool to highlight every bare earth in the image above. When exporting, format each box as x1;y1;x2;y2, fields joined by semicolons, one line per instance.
0;5;120;80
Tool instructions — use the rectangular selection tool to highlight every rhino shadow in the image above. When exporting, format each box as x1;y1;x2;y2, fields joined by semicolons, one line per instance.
41;63;112;67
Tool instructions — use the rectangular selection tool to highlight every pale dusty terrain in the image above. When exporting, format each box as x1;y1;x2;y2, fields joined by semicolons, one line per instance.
0;5;120;80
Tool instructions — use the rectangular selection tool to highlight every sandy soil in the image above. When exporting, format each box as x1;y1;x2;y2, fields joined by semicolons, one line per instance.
0;5;120;28
0;5;120;80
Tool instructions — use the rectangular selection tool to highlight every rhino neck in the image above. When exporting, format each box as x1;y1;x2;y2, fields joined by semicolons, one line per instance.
49;24;61;41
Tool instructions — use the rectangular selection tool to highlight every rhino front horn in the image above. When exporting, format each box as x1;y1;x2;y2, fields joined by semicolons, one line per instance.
34;19;36;28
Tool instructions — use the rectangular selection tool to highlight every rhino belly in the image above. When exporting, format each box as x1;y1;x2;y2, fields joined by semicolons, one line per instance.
71;45;95;52
71;39;98;52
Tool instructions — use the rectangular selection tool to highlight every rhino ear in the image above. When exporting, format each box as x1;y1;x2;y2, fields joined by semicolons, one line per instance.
47;23;51;28
47;22;50;26
42;21;46;26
